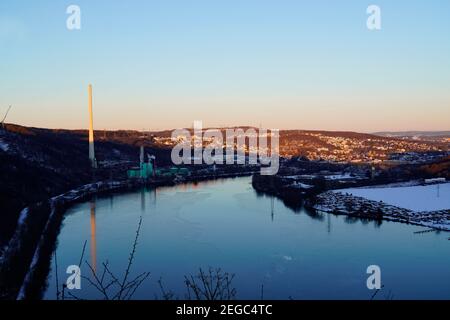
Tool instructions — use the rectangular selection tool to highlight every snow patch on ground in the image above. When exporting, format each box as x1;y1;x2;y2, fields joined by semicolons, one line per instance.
292;182;314;189
336;183;450;212
0;138;9;151
16;208;29;226
325;173;355;180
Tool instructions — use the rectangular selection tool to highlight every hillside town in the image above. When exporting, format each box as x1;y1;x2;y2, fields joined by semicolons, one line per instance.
151;129;449;164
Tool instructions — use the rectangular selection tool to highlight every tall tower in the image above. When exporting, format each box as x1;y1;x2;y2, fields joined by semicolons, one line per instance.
88;84;97;168
140;146;145;178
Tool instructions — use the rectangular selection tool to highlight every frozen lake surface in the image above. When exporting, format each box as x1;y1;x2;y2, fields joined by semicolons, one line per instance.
337;183;450;212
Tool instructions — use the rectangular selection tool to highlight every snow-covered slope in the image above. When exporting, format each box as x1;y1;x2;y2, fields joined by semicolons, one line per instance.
336;183;450;212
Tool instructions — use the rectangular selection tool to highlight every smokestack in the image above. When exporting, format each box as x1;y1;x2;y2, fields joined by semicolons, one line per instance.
140;146;144;164
88;84;97;168
140;146;145;179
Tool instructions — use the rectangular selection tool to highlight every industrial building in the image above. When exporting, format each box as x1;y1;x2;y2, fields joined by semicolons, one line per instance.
126;146;190;180
127;146;155;179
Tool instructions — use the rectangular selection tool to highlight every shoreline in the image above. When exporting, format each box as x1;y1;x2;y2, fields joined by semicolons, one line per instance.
314;190;450;232
1;171;256;300
252;174;450;232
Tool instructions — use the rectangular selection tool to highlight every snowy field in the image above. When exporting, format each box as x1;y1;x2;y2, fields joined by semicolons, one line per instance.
336;183;450;212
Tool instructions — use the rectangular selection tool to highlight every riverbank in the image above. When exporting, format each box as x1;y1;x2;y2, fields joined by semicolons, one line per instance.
0;180;136;299
315;192;450;231
252;174;450;232
0;170;256;300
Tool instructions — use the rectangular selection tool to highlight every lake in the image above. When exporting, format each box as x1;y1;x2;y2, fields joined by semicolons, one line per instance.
43;177;450;300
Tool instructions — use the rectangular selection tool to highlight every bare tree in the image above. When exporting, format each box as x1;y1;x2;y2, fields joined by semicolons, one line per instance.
184;267;236;300
62;216;150;300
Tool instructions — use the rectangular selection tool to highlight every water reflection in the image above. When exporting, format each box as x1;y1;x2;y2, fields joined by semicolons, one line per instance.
327;212;331;234
271;197;274;222
150;188;157;207
89;200;97;273
141;188;146;212
43;177;450;300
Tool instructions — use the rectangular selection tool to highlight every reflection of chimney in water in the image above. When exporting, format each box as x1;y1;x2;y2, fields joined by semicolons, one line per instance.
90;200;97;273
141;188;146;212
327;213;331;234
270;197;274;222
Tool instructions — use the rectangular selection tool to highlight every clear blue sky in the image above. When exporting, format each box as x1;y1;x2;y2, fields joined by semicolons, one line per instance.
1;0;449;132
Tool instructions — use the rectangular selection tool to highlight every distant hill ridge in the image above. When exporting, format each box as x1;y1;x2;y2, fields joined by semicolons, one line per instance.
374;131;450;137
